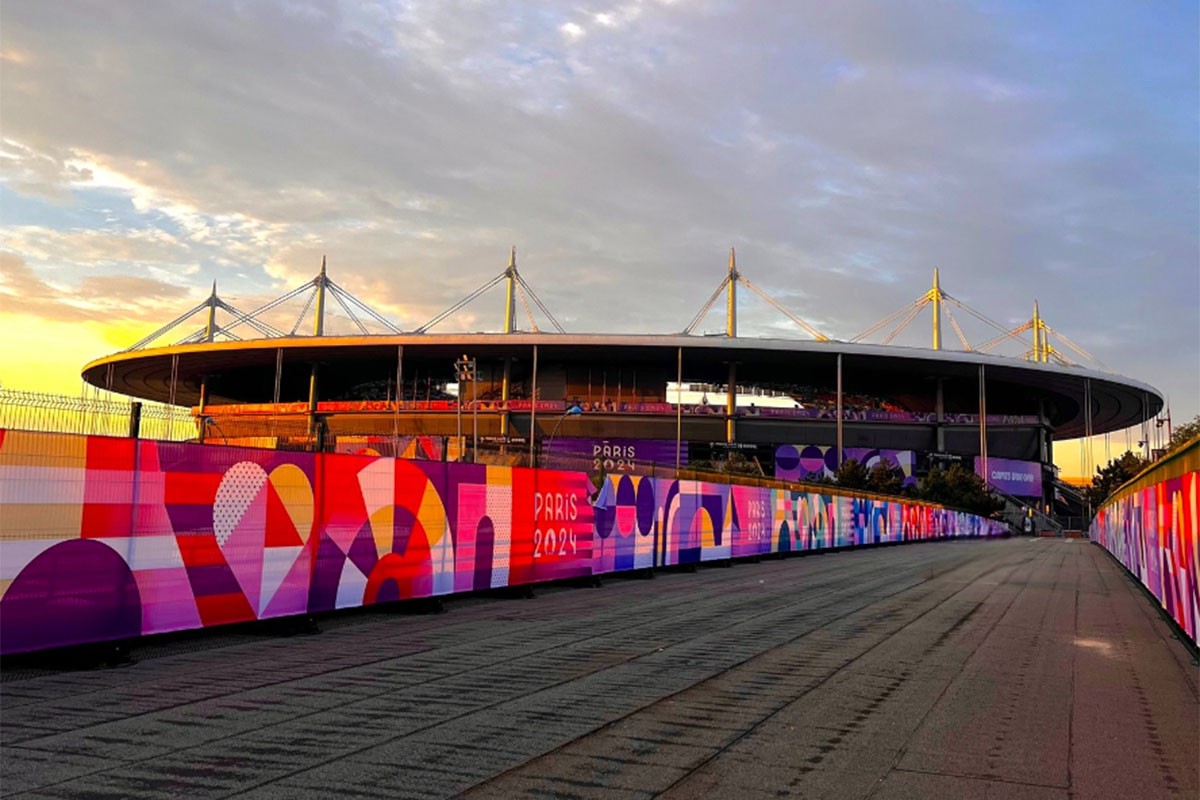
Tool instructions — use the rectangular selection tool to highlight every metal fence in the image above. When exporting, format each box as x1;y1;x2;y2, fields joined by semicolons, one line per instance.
0;389;197;441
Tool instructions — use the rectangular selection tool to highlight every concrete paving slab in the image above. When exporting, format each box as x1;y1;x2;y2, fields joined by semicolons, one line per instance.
2;539;1195;799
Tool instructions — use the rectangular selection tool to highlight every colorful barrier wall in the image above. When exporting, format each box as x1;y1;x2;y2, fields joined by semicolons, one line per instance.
1089;439;1199;644
0;429;1006;655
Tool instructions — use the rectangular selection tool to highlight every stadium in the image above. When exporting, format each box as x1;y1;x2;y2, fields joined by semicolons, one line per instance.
81;251;1163;514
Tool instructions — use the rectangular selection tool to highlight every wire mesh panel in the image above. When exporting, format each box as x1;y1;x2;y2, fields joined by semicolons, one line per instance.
0;389;196;441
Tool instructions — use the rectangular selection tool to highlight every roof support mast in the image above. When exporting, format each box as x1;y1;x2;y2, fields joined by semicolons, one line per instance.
726;248;737;338
205;282;219;343
503;246;518;335
313;256;328;337
501;247;517;435
930;267;942;351
1032;300;1044;363
309;256;327;446
199;281;219;438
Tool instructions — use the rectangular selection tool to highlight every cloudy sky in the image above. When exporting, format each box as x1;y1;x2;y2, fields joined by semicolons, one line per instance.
1;1;1196;461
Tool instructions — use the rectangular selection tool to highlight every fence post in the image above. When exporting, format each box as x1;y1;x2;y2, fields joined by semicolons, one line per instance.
128;402;143;439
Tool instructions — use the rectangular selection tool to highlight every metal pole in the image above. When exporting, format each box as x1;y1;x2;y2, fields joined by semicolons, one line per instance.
726;361;736;444
472;359;478;464
1143;391;1150;460
273;348;283;404
393;345;403;447
197;379;208;444
835;353;844;467
128;402;143;439
529;344;539;467
308;362;320;440
675;346;683;471
979;363;988;480
935;377;945;452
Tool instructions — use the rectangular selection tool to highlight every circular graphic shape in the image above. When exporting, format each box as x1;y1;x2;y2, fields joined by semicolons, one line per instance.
798;445;826;477
635;478;656;536
775;444;800;472
0;540;141;653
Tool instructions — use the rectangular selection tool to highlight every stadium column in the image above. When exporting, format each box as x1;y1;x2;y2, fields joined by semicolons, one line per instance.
978;363;988;479
726;361;736;443
272;348;283;404
393;344;403;443
726;247;737;444
676;345;684;471
197;377;208;444
308;362;321;449
198;281;217;443
500;358;511;436
501;247;517;437
935;377;945;451
836;353;844;467
529;344;538;467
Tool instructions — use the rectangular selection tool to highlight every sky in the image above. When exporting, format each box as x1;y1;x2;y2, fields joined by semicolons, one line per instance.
1;0;1197;476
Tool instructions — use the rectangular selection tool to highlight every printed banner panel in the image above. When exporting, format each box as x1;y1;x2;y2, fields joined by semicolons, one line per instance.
0;429;1005;654
541;438;686;472
975;456;1043;497
775;444;918;487
1090;470;1198;643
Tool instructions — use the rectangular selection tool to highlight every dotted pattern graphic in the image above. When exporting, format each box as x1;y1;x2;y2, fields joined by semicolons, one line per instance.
213;461;268;548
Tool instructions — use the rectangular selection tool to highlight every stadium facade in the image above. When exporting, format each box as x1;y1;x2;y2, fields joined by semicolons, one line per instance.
81;253;1164;513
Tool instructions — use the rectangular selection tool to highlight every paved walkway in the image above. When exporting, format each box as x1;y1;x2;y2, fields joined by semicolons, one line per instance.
2;539;1196;799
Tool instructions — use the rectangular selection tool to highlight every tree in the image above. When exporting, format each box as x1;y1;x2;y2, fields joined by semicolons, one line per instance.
1167;414;1200;454
917;464;1004;517
1085;450;1148;508
833;458;869;490
866;458;905;495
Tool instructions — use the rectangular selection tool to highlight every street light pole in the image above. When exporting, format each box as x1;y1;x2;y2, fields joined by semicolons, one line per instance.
544;405;583;468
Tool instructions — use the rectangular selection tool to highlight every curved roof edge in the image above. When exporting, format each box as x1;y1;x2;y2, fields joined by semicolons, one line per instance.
82;333;1164;440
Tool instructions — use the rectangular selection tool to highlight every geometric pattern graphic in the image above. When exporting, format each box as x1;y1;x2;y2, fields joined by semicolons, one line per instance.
1091;469;1199;644
775;444;918;487
0;429;1007;655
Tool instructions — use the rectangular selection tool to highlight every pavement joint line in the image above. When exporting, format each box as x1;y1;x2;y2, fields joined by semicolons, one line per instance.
4;545;989;798
1088;541;1200;690
0;543;912;696
857;545;1063;800
648;545;1047;800
889;765;1068;791
217;554;970;799
457;545;1040;798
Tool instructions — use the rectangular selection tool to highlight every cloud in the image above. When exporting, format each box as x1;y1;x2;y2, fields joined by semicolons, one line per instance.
0;250;194;325
0;0;1194;417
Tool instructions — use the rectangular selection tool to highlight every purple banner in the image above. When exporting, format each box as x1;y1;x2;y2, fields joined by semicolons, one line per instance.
775;444;917;487
541;437;685;471
975;456;1043;497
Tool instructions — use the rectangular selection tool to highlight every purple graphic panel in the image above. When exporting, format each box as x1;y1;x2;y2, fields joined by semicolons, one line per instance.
541;438;685;471
974;456;1042;497
775;444;917;487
